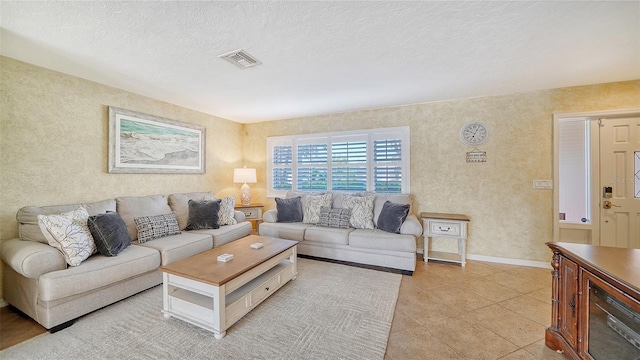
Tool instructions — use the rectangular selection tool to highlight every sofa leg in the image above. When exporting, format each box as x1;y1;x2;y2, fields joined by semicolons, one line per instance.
48;320;74;333
401;270;413;276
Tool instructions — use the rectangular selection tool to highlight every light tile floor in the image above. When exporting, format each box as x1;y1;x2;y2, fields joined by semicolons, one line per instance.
385;257;566;360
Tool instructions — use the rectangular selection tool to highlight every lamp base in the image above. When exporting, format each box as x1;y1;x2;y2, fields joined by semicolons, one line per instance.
240;183;251;206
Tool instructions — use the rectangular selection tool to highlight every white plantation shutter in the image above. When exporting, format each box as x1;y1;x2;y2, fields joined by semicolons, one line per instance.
267;127;409;197
297;143;328;191
331;139;367;191
373;139;403;193
272;144;293;191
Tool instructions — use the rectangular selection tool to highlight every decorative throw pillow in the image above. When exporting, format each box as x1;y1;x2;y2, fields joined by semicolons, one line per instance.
341;195;375;230
38;207;97;266
303;193;332;224
134;212;181;244
87;211;131;257
185;199;221;230
217;196;237;226
317;207;351;229
376;201;410;234
275;197;303;223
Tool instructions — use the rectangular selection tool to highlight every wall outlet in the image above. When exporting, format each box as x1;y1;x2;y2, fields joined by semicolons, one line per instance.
533;180;553;189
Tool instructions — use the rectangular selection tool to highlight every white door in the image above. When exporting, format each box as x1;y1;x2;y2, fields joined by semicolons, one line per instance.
599;117;640;248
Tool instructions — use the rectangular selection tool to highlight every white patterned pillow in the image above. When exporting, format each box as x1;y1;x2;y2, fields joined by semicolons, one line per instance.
217;196;237;226
303;193;332;224
134;212;181;244
341;195;375;230
38;207;97;266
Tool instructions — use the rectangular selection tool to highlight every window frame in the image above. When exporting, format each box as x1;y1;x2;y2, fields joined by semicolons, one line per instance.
267;126;410;198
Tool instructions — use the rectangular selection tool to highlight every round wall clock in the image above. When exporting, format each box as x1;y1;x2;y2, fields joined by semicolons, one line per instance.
459;122;489;147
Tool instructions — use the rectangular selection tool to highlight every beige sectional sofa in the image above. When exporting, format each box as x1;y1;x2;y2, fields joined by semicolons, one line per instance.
259;191;421;275
1;192;252;331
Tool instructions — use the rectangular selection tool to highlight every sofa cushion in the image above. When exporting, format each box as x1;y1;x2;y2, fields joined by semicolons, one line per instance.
116;195;172;241
138;232;213;266
134;212;181;244
376;201;410;234
87;211;131;257
303;193;332;224
286;191;324;211
167;192;216;230
258;222;311;242
17;199;116;244
217;196;238;226
189;221;253;248
38;207;97;267
38;244;161;302
304;226;352;245
341;195;375;230
184;199;221;230
348;229;417;253
317;207;351;229
275;197;303;223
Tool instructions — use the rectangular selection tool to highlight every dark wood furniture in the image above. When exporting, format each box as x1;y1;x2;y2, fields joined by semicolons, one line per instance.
546;242;640;359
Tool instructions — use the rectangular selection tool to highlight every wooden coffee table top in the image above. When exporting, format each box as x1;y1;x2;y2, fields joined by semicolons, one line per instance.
159;235;297;286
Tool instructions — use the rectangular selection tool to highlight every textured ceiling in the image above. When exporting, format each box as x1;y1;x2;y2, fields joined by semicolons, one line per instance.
1;1;638;123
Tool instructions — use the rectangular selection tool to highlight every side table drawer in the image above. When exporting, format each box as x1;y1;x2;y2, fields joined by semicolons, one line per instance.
239;209;257;219
427;220;462;237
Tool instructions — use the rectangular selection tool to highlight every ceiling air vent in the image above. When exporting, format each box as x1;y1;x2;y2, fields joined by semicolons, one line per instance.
218;49;262;69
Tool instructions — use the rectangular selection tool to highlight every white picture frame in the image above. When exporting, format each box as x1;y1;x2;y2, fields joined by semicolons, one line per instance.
108;107;205;174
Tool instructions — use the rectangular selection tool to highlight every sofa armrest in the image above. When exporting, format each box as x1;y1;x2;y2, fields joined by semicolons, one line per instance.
400;214;423;237
234;210;246;223
263;209;278;223
1;239;66;278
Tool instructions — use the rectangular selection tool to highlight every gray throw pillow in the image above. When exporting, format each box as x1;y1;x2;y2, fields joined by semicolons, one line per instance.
376;201;410;234
87;211;131;257
275;197;303;223
185;199;221;230
134;212;181;244
317;207;351;229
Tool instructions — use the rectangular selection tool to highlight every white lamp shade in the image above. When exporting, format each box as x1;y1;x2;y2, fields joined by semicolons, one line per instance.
233;168;257;183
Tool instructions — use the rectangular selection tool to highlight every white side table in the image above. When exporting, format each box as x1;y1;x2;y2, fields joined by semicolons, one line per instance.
235;204;263;230
421;212;470;267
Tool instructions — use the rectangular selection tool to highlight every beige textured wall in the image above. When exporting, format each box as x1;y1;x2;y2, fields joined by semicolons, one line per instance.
245;80;640;263
0;57;245;299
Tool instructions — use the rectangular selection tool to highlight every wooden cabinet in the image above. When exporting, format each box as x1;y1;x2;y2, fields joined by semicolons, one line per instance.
546;242;640;359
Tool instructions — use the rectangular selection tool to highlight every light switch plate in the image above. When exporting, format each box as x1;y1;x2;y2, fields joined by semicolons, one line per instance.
533;180;553;189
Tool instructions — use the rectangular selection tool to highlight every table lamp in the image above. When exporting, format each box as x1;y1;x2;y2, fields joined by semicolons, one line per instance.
233;167;257;206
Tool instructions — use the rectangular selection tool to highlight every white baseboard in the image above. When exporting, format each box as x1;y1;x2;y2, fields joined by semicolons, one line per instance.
466;254;551;269
0;299;8;308
417;248;550;269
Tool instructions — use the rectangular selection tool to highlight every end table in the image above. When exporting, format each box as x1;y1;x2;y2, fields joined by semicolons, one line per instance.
235;204;263;230
420;212;470;267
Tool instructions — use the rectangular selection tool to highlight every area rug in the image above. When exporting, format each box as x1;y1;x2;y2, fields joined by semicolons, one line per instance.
1;258;401;360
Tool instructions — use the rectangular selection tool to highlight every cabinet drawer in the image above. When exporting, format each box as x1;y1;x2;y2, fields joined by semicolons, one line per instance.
428;221;462;237
250;274;281;306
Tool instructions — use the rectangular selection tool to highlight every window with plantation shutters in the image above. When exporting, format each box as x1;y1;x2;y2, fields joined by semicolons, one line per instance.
332;139;367;191
297;143;328;190
272;144;293;191
374;139;403;193
267;127;409;197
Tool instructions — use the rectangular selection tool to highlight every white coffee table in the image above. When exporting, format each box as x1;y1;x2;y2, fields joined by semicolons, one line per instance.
159;235;298;339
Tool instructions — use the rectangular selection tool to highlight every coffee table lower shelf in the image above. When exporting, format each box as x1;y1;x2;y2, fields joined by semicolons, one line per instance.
161;246;297;339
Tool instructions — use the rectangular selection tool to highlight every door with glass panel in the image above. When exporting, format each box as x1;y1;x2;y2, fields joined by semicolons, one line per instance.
599;117;640;248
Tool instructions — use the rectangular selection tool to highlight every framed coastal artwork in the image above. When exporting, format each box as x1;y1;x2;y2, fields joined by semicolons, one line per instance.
108;107;205;173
